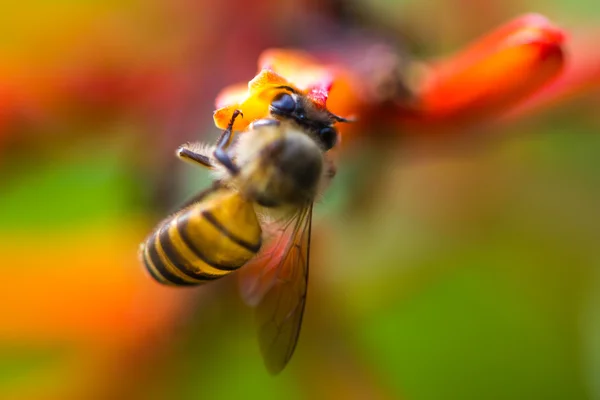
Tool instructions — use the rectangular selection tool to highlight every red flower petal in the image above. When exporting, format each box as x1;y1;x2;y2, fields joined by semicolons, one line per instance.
504;29;600;118
415;14;566;124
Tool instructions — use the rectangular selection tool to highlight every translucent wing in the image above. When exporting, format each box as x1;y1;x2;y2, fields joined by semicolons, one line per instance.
238;205;313;374
238;211;301;307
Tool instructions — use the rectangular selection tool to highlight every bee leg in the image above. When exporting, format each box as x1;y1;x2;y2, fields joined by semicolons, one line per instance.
249;118;280;130
214;110;243;175
176;146;213;169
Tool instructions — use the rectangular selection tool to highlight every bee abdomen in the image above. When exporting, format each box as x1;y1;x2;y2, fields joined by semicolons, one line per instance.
141;220;228;286
141;191;262;286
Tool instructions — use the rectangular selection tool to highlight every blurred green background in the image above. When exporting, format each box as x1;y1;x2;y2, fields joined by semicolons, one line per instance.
1;0;599;399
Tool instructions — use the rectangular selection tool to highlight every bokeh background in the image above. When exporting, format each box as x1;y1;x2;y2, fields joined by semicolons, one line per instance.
1;0;599;399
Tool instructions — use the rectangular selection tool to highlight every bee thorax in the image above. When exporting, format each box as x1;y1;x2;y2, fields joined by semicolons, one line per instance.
240;132;323;207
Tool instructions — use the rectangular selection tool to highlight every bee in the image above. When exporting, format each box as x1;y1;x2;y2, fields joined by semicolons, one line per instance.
140;85;349;374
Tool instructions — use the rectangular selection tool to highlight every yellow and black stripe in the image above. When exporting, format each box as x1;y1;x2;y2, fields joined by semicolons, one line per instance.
141;189;262;286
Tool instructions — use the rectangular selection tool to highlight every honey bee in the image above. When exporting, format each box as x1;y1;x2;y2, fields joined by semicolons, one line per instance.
140;86;349;374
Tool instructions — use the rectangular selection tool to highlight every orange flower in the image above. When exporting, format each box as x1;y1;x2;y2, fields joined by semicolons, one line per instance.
213;63;336;131
258;49;364;129
214;13;569;140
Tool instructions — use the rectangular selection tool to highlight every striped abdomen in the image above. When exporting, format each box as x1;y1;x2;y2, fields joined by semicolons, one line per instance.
141;189;262;286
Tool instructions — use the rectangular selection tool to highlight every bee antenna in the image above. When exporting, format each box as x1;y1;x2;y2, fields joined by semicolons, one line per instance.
331;113;356;123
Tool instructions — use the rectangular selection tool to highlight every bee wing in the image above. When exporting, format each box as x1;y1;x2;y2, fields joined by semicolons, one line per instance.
238;211;301;307
238;205;313;374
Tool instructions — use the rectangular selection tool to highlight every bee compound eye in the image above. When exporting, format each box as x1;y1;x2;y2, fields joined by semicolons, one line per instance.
270;92;296;113
318;127;337;150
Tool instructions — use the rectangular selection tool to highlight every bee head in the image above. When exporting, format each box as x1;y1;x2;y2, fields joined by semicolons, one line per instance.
269;88;345;151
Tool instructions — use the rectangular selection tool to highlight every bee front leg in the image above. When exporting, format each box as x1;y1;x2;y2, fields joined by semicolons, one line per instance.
176;145;214;169
213;110;243;175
